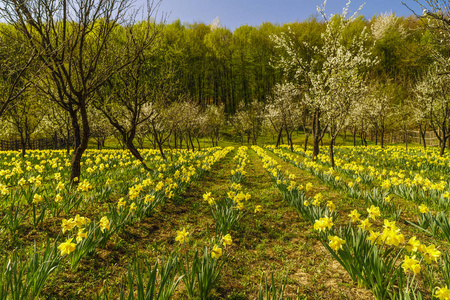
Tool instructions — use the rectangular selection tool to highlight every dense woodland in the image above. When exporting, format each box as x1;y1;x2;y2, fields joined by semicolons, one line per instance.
0;0;449;180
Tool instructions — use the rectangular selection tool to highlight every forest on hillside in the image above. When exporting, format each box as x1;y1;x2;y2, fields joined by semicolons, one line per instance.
0;0;449;177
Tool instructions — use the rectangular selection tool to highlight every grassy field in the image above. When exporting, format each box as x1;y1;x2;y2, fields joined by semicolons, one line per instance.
0;135;448;299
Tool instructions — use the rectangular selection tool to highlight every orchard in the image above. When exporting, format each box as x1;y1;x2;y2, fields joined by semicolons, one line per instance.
0;0;450;298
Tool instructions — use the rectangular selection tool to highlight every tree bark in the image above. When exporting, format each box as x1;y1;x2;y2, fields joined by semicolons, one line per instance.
275;127;283;148
20;131;26;157
285;125;293;152
125;137;149;170
375;128;378;145
70;103;90;183
196;137;201;151
440;136;447;156
312;111;320;160
174;131;177;149
189;132;194;152
304;133;309;152
329;137;336;169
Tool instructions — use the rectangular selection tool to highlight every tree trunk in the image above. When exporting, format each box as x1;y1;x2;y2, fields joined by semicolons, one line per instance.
353;127;356;147
174;131;177;149
70;104;90;184
196;137;201;151
156;139;167;160
375;128;378;145
189;133;194;152
405;131;408;152
126;137;149;170
313;134;320;160
329;137;336;169
312;111;320;160
275;127;283;148
20;132;26;157
404;124;409;152
440;136;447;156
69;108;81;150
304;133;309;152
66;126;71;154
421;132;426;150
285;125;293;152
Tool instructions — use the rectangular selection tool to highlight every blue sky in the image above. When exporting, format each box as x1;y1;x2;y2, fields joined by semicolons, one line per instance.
149;0;422;30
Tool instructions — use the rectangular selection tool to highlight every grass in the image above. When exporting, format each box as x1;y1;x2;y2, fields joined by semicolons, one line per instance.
1;128;447;299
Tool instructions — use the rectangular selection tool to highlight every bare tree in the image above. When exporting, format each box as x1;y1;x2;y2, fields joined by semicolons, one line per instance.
93;20;164;168
147;101;184;160
1;0;160;182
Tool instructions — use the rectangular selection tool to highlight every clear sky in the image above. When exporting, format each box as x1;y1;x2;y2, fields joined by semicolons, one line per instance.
149;0;422;30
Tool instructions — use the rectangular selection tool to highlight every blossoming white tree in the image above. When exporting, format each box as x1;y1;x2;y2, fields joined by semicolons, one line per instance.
272;1;377;167
204;104;226;147
414;64;450;156
232;100;264;145
264;82;302;150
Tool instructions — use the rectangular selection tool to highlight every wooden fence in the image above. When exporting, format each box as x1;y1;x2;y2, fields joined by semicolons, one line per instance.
0;138;72;151
387;130;440;146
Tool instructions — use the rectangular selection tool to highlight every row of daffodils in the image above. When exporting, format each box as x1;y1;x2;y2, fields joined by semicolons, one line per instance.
0;147;233;299
175;146;251;299
258;145;450;300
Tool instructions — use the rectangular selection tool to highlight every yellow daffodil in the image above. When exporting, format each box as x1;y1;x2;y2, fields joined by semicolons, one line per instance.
327;201;336;212
419;204;429;214
117;198;126;209
76;230;87;243
367;205;381;220
55;193;62;203
211;244;223;259
32;194;43;204
61;218;76;233
222;234;232;247
348;209;360;222
58;238;76;255
368;231;380;244
436;286;450;300
328;236;345;251
175;227;189;244
423;244;441;263
99;216;110;233
313;216;334;232
358;218;372;232
406;236;421;252
402;255;421;274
